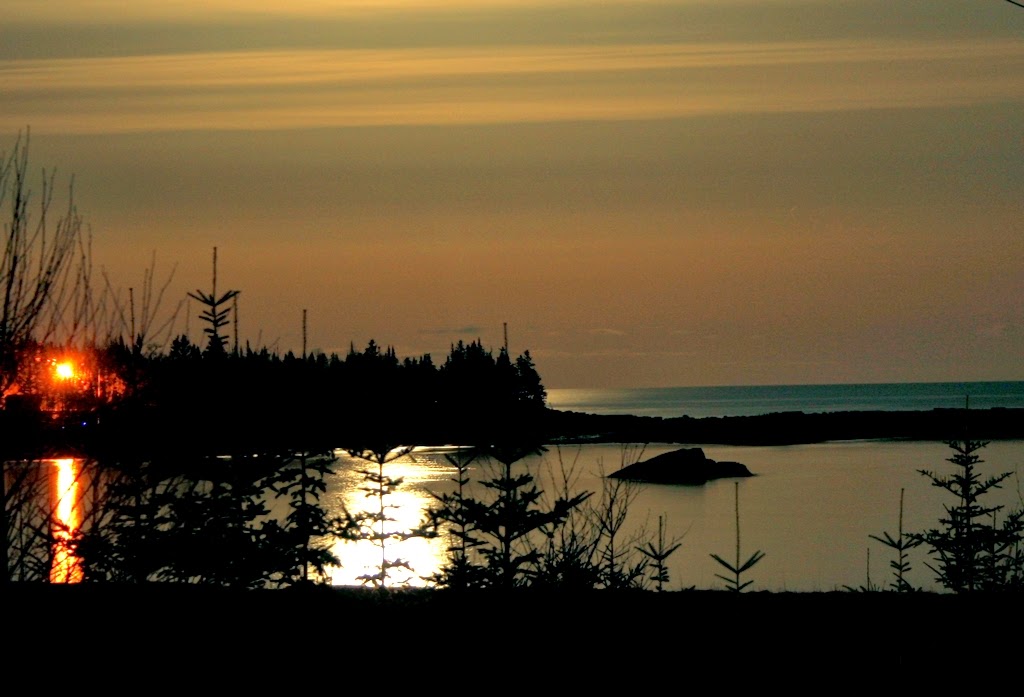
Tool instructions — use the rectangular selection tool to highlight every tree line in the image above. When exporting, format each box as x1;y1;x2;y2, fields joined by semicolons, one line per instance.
4;335;550;461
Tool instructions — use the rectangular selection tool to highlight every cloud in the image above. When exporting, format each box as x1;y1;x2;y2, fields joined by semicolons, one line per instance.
7;0;615;23
6;39;1023;135
541;348;697;359
418;326;484;336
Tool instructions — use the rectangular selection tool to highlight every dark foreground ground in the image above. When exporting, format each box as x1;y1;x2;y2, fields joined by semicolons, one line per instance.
6;583;1021;680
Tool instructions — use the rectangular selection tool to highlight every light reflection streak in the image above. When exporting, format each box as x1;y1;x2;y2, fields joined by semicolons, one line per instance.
328;449;456;587
50;458;83;583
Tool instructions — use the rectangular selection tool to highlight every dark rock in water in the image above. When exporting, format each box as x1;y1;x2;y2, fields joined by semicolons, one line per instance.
607;447;753;485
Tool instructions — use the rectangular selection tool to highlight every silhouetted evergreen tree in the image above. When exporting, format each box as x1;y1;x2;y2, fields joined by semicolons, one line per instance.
911;437;1024;592
186;247;239;358
515;350;546;408
264;451;352;587
168;334;200;362
344;445;418;587
75;454;289;588
427;445;591;589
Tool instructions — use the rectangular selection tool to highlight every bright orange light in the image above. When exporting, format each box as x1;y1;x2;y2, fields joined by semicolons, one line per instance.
50;458;83;584
54;361;75;380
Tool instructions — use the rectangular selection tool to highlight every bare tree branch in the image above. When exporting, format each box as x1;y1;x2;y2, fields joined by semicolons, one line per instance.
0;128;85;399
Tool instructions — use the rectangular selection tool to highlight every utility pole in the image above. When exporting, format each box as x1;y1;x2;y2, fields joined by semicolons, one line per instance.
129;288;136;346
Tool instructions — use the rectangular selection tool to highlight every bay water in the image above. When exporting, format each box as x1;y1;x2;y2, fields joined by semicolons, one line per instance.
545;380;1024;419
325;381;1024;593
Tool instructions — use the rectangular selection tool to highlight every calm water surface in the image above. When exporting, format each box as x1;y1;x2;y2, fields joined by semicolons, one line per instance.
324;439;1024;593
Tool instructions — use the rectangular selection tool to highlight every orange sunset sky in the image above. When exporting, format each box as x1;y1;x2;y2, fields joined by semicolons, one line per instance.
3;1;1023;388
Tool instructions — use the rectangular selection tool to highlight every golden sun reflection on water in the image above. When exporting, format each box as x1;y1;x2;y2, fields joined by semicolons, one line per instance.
327;449;458;587
50;458;83;583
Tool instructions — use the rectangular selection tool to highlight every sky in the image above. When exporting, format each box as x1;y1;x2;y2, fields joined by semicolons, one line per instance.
2;1;1023;389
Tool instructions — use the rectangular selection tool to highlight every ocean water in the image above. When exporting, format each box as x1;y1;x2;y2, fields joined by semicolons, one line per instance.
546;381;1024;419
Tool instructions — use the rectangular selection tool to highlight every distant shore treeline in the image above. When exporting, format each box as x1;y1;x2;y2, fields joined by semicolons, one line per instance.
544;406;1024;445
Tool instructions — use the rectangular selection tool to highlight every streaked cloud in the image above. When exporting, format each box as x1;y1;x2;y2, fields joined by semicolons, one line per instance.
5;39;1023;135
4;1;806;23
6;0;599;21
418;326;485;336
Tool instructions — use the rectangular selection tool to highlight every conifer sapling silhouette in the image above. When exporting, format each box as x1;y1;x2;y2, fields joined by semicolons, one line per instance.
428;445;591;588
710;481;765;592
910;436;1024;593
345;444;418;588
638;514;686;592
867;487;921;592
186;247;239;357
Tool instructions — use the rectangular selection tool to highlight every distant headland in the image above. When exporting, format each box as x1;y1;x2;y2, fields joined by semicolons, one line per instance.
540;406;1024;446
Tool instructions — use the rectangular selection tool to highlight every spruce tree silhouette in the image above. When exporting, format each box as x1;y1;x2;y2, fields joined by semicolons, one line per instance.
186;247;239;358
344;444;418;588
428;444;591;588
911;435;1024;592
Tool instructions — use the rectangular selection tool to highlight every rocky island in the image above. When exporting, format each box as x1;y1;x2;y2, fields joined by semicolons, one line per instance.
607;446;754;484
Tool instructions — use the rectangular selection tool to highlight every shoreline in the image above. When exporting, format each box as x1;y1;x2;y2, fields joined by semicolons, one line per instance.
541;406;1024;446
